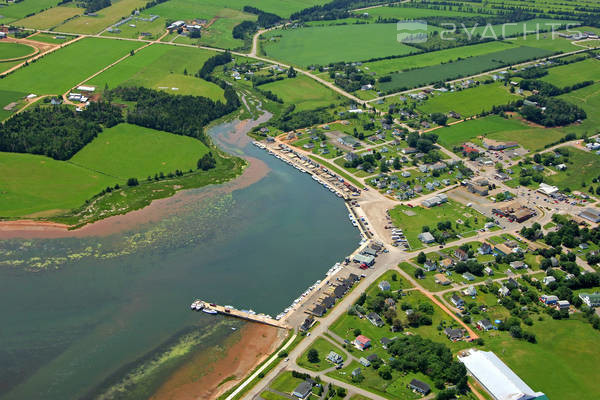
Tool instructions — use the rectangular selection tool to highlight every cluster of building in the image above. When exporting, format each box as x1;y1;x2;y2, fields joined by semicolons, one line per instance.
492;202;536;223
309;273;360;317
540;294;571;311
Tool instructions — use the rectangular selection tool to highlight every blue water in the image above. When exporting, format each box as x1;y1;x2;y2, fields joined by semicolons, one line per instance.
0;120;360;399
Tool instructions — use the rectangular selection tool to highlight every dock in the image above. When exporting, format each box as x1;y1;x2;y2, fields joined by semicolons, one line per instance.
191;300;290;329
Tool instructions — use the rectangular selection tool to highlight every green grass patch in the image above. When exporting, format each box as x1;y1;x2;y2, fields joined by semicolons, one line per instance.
0;37;142;99
102;13;167;40
56;0;148;34
270;371;304;394
544;146;600;192
87;43;224;100
360;4;484;19
378;46;553;92
0;0;63;22
0;42;36;60
297;337;346;371
541;58;600;87
70;123;209;179
389;200;486;249
558;82;600;136
418;83;519;118
263;23;421;67
28;32;78;44
260;75;340;111
15;5;82;29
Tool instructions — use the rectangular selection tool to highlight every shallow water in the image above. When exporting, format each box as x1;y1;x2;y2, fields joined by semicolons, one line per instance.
0;118;360;399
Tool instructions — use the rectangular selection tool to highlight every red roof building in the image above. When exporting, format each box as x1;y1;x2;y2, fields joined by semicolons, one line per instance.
354;335;371;350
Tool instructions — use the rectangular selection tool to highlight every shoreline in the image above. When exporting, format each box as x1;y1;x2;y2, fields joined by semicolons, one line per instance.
149;323;284;400
0;119;270;240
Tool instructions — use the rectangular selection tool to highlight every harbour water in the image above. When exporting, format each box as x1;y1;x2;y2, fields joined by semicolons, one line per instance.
0;118;360;399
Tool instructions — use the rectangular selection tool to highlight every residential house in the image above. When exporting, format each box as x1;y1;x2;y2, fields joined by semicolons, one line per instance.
322;296;336;309
454;248;469;261
440;258;454;269
327;351;344;365
423;260;437;272
354;335;371;350
311;304;325;317
418;232;435;244
477;319;494;331
543;276;556;285
479;242;493;255
484;266;494;276
366;354;379;363
299;317;314;332
510;261;527;270
352;368;361;378
579;293;600;307
292;380;314;399
462;272;476;281
380;337;393;349
444;327;464;341
408;379;431;395
498;286;510;297
435;273;451;286
385;298;396;308
359;357;371;367
557;300;570;310
463;285;477;296
451;293;465;307
540;294;558;305
367;312;385;327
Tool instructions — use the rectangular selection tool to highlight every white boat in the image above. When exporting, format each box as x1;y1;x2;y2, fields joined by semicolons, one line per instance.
202;308;218;315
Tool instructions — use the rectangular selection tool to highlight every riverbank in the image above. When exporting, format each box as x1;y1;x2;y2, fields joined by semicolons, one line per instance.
149;323;285;400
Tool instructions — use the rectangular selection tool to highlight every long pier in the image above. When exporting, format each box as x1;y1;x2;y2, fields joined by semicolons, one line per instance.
192;301;290;329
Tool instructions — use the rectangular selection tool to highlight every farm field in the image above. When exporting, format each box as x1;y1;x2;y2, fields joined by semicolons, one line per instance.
418;83;519;118
505;34;581;52
0;61;23;77
262;23;422;66
259;75;340;111
358;4;485;19
26;32;77;44
388;200;486;249
436;115;565;151
102;14;167;40
363;41;517;76
544;146;600;192
0;38;143;101
0;0;63;23
55;0;147;34
558;82;600;133
378;46;553;92
470;18;578;38
70;123;209;179
14;5;82;29
485;316;600;400
0;151;115;217
0;42;36;60
541;58;600;87
86;44;224;100
0;89;26;120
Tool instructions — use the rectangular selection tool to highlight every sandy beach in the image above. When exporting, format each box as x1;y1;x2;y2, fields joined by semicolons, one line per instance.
149;323;285;400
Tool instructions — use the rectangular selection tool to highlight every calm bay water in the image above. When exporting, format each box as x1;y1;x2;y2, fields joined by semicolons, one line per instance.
0;120;360;399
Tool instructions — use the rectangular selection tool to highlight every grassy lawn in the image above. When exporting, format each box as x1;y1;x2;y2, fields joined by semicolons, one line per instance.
436;115;564;151
70;123;209;179
260;391;290;400
0;37;143;100
87;43;224;100
544;146;600;191
296;337;346;371
363;41;517;76
505;34;580;53
541;58;600;87
270;371;305;394
0;0;62;22
56;0;148;34
28;32;78;44
558;82;600;137
366;270;413;297
260;75;341;111
262;23;421;67
361;4;484;19
418;83;519;118
389;200;486;249
0;151;116;217
15;5;82;29
0;42;36;60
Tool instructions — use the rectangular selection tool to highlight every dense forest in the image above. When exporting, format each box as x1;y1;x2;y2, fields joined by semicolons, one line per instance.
109;86;240;144
520;98;586;127
0;102;122;160
80;0;111;13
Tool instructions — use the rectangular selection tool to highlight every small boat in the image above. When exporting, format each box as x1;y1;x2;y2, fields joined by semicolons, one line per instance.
202;308;218;315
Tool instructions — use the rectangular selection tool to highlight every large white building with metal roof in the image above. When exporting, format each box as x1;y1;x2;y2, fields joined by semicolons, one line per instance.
458;349;547;400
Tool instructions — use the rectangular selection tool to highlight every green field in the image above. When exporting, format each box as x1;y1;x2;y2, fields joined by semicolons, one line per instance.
379;46;553;92
559;82;600;133
87;44;224;100
389;200;486;249
56;0;147;34
471;18;578;38
359;4;484;19
296;337;346;371
0;89;26;120
418;83;519;118
544;146;600;191
363;41;517;75
436;115;565;150
70;123;209;179
262;23;422;66
102;14;167;40
485;311;600;400
15;5;82;29
0;42;36;60
541;58;600;87
0;151;116;217
259;75;340;111
27;32;78;44
505;33;580;52
0;123;213;217
0;38;143;101
0;0;63;22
